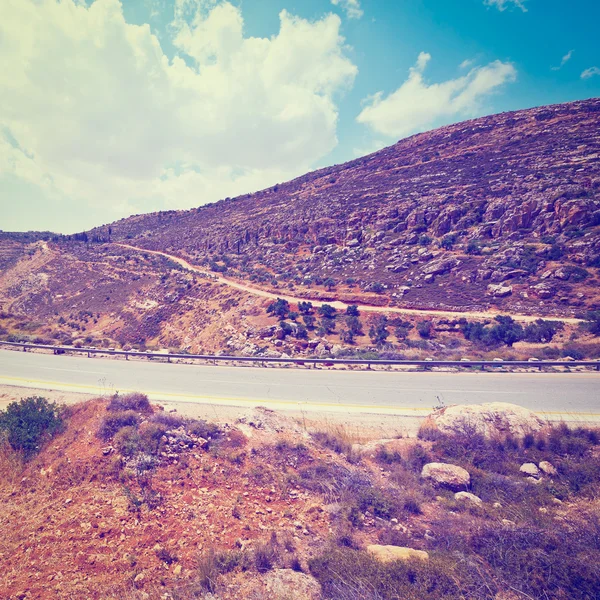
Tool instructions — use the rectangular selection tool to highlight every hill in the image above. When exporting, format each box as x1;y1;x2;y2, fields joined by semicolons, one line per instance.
0;98;599;358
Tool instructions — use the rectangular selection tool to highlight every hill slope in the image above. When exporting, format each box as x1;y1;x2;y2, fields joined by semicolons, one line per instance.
0;98;599;357
88;97;600;314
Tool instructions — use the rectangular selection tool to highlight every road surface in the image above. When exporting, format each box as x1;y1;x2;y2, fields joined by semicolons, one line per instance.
1;349;599;420
116;244;582;324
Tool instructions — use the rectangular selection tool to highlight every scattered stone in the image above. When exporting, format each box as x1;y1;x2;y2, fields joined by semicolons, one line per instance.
367;545;429;563
454;491;482;506
487;283;513;297
520;463;541;477
421;462;470;490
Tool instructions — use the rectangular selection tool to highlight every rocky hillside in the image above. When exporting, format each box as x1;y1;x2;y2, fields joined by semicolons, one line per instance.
1;98;599;358
1;394;600;599
87;97;600;315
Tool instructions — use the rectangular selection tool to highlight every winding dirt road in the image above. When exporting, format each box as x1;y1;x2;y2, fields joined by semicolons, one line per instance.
116;243;582;324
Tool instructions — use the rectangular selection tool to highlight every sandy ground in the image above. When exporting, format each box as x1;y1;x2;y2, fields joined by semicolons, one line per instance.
0;384;422;439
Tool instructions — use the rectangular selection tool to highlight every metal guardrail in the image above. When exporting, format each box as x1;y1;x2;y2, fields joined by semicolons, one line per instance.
1;340;599;370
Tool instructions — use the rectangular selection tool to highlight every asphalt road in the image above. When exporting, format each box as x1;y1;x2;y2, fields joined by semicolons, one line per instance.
1;349;599;419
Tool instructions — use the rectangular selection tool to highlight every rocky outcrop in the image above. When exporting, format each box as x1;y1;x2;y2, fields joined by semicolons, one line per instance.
421;462;470;489
424;402;546;440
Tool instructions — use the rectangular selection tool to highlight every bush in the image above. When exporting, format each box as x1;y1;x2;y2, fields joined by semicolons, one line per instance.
0;396;64;459
98;410;140;441
416;320;432;339
113;426;141;458
254;538;278;573
150;412;186;428
107;392;151;413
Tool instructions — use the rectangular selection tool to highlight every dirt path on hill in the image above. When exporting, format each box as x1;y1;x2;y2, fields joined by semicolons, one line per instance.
115;243;582;324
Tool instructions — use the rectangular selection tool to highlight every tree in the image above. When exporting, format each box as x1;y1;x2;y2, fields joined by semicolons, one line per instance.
303;314;316;330
369;316;389;346
319;304;337;319
416;320;433;339
288;311;299;322
323;278;337;291
266;298;290;320
319;317;336;334
298;301;313;315
295;324;309;340
371;282;385;294
345;315;363;336
582;311;600;336
524;319;563;343
340;327;355;344
0;397;64;459
392;319;413;340
346;305;360;317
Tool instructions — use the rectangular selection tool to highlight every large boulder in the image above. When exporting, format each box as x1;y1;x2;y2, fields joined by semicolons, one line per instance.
424;402;546;440
421;462;470;490
367;545;429;563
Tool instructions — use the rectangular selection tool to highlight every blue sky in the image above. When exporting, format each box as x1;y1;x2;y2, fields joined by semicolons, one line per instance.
1;0;599;233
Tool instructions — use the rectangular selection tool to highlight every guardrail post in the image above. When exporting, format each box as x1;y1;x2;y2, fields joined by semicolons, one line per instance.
87;351;91;358
125;353;129;361
23;345;26;352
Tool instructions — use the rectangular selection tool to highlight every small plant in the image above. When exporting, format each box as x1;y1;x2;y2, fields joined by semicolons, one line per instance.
0;396;64;459
107;392;151;413
98;410;140;441
254;538;278;573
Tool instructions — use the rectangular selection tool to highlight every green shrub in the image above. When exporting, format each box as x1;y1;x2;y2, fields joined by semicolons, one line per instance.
187;418;221;440
0;396;64;459
113;426;141;458
98;410;140;441
150;412;186;428
107;392;151;413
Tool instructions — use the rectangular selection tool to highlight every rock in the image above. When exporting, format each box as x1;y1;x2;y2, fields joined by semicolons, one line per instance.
487;283;513;297
367;545;429;563
424;402;546;440
520;463;541;477
264;569;322;600
454;491;482;506
173;564;182;575
347;239;360;248
423;257;459;276
532;283;555;299
421;462;470;490
538;461;557;476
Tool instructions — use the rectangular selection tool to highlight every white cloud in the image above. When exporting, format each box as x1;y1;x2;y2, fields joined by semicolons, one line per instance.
331;0;363;20
581;66;600;79
484;0;527;12
460;58;476;69
0;0;357;231
551;49;574;71
356;52;517;139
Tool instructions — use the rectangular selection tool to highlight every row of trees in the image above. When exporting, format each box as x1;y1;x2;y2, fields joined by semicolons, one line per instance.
267;298;567;349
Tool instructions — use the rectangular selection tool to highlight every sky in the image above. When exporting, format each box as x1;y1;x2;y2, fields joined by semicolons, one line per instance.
1;0;599;234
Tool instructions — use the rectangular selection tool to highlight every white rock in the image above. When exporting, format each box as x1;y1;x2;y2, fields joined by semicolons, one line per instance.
454;491;482;506
421;462;470;489
520;462;541;477
424;402;546;440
